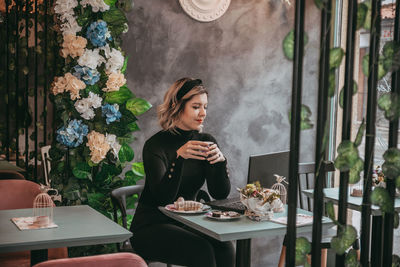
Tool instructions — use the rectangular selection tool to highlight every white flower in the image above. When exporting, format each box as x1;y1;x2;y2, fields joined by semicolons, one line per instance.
78;49;105;70
80;0;110;12
104;47;124;74
54;0;78;19
74;99;95;120
87;92;102;109
74;92;103;120
106;134;121;158
60;16;82;36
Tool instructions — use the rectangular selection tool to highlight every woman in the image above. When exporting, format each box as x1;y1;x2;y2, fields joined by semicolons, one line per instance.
130;78;234;267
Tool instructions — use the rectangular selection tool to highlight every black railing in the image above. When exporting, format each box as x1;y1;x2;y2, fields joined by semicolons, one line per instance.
1;0;58;181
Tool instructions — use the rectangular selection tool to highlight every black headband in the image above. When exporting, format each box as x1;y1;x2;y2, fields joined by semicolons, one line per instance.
176;79;202;101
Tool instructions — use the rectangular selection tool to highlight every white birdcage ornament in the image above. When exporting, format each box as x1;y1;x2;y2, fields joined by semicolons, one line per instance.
271;174;288;204
33;189;54;226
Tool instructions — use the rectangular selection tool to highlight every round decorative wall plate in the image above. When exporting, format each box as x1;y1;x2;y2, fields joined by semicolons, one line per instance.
179;0;231;22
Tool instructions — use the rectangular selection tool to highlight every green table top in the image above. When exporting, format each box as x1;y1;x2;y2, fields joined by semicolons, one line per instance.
0;161;25;173
302;187;400;215
159;206;334;242
0;205;132;253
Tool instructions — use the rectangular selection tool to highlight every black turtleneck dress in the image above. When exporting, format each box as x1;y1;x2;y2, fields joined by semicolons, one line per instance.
130;129;234;267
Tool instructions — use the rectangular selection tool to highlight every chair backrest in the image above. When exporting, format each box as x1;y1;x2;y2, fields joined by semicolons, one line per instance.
0;179;42;210
247;151;290;188
297;161;335;211
0;170;25;180
32;252;147;267
111;185;144;230
41;145;52;186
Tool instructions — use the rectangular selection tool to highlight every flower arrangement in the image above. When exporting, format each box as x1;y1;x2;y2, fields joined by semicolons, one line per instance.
373;166;386;187
238;182;283;221
49;0;151;238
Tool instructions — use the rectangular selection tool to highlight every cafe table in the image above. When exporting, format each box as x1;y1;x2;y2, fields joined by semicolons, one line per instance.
302;187;400;265
0;205;132;266
159;205;334;267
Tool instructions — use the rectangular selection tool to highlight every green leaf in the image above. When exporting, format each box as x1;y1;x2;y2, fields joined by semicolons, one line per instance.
362;54;387;80
282;29;309;61
127;122;140;132
378;93;400;122
290;104;314;130
382;148;400;179
295;237;311;265
328;69;336;97
394;213;399;229
370;187;394;213
72;162;91;179
330;47;345;69
121;56;129;74
104;0;117;6
102;7;128;36
331;225;358;255
354;119;365;147
117;132;136;145
335;140;360;172
357;3;368;30
363;4;371;31
132;162;145;177
339;80;358;109
126;98;152;116
105;85;134;104
119;143;134;163
345;249;361;267
87;192;107;213
126;194;139;209
396;176;400;189
326;201;336;223
349;157;363;184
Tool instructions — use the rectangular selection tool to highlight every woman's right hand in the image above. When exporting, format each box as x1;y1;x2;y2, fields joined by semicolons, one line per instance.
176;140;209;160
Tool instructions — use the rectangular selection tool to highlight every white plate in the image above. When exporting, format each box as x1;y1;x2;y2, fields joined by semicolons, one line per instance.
205;211;242;221
165;204;211;214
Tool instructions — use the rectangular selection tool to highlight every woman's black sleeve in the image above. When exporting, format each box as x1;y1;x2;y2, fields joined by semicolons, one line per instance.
142;142;184;205
204;136;231;200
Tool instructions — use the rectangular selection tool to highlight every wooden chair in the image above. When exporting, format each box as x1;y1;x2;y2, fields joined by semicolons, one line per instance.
32;252;147;267
110;185;172;267
0;180;68;267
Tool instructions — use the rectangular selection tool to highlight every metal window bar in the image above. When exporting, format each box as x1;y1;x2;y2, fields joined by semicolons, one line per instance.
311;0;332;265
382;0;400;265
286;0;305;265
5;0;10;161
15;0;20;166
360;0;382;266
335;0;358;265
25;0;30;172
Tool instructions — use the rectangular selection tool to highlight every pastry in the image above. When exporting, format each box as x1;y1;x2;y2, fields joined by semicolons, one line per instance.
173;197;203;211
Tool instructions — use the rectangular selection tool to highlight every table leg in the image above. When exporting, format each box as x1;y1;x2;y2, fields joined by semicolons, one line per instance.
236;239;251;267
31;249;48;266
370;216;383;267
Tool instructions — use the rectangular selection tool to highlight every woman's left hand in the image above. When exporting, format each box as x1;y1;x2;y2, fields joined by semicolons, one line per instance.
206;144;226;164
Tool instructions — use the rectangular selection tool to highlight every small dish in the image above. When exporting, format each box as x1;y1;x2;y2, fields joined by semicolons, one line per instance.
205;210;241;221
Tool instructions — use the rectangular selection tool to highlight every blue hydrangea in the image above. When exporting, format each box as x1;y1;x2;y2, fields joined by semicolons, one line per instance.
86;20;112;47
56;119;89;148
73;65;100;85
102;104;122;124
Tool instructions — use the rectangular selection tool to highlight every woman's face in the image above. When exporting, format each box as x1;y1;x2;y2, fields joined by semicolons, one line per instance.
177;93;208;131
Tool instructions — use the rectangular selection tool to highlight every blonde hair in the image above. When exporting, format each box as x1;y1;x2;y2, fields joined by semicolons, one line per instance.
158;78;208;132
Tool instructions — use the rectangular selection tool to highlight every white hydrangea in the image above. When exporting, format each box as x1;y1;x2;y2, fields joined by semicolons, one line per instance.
74;99;95;120
54;0;78;19
80;0;110;12
106;134;121;158
78;49;105;70
74;92;102;120
60;15;82;36
103;45;124;74
87;92;102;109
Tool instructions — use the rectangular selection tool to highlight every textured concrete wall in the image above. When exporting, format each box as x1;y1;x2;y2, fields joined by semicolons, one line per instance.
123;0;321;266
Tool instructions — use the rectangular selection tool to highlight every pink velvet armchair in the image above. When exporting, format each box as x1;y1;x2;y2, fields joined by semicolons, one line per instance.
0;179;68;267
32;252;147;267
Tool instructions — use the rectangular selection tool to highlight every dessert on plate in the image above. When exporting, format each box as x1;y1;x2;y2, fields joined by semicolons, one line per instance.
173;197;203;211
